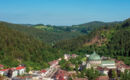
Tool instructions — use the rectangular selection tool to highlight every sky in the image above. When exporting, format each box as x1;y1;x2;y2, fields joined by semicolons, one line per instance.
0;0;130;25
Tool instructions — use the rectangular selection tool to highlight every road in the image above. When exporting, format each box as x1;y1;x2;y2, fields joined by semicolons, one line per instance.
44;65;59;78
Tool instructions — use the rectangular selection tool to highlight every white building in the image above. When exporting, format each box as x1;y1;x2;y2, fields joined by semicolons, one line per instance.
11;69;18;78
64;54;70;61
101;60;116;69
0;69;8;76
86;54;90;58
15;66;26;75
86;51;101;69
97;67;109;75
86;51;116;69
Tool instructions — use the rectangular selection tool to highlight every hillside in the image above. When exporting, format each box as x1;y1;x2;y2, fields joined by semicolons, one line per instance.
30;21;121;44
0;20;120;44
68;21;121;34
0;19;128;68
0;22;83;44
54;18;130;65
0;23;63;70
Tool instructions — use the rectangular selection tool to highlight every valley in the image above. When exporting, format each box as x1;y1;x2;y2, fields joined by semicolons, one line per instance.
0;19;130;80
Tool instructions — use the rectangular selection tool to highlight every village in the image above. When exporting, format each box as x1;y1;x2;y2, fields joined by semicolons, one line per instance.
0;51;130;80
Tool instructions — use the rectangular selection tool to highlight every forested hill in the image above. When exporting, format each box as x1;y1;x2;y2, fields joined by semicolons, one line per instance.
33;21;121;34
0;19;128;68
0;23;63;70
0;22;83;44
54;18;130;65
67;21;121;34
0;21;121;44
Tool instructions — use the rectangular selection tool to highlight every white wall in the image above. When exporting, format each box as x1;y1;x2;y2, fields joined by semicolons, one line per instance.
0;71;4;76
12;70;18;78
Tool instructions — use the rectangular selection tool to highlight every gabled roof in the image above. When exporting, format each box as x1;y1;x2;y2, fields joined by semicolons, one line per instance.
0;66;25;72
0;69;9;71
16;66;25;70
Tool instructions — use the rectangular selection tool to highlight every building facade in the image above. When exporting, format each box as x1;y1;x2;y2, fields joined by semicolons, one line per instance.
86;51;116;70
86;51;101;68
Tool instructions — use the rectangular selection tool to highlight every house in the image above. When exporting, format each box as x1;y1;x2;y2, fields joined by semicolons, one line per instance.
64;54;71;61
101;60;116;69
85;54;90;58
0;68;18;78
54;70;69;80
6;68;19;78
116;60;125;66
41;70;46;73
48;60;59;67
32;74;41;80
54;70;77;80
69;64;75;69
0;66;26;78
123;65;130;70
116;60;130;72
101;56;110;60
86;52;101;69
72;54;78;58
11;68;18;78
97;66;109;75
40;69;47;77
0;64;4;69
0;69;9;76
119;64;130;72
82;61;86;66
96;76;109;80
58;58;62;61
16;66;26;75
67;71;76;77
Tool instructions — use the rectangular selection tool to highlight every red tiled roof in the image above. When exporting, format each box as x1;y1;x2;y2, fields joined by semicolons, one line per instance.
0;66;25;71
48;60;58;66
116;60;124;63
10;68;16;71
72;54;77;57
123;65;130;69
0;64;4;67
16;66;25;70
59;76;65;80
41;70;46;73
55;70;68;80
117;63;130;70
0;69;9;71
